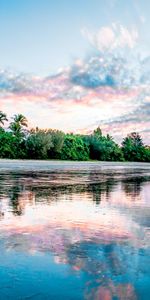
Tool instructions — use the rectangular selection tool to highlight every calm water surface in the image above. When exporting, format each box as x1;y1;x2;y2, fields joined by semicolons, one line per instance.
0;160;150;300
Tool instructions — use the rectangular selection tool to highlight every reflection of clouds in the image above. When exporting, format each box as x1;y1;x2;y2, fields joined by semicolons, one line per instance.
88;283;137;300
1;182;149;251
0;199;133;240
0;171;149;239
0;170;150;299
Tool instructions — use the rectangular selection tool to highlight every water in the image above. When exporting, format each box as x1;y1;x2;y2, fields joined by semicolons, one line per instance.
0;160;150;300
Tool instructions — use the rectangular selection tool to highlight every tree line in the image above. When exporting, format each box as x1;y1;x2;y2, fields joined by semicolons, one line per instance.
0;111;150;162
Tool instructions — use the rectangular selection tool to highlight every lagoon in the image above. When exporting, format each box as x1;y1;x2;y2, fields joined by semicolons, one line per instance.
0;160;150;299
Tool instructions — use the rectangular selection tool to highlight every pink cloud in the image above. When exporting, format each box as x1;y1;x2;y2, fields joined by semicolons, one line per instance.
0;36;149;143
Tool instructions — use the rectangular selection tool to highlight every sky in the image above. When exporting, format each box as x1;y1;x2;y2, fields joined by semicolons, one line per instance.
0;0;150;143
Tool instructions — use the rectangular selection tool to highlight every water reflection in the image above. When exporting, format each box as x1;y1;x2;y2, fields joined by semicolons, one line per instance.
0;166;150;299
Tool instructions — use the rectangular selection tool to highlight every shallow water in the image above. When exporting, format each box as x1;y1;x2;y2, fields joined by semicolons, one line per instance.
0;160;150;300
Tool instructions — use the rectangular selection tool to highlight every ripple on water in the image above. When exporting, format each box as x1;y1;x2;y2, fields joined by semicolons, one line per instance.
0;161;150;299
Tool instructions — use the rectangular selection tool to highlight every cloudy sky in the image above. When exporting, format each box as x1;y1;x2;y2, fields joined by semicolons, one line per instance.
0;0;150;143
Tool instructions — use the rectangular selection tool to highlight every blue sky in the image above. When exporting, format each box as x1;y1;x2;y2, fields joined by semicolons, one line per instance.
0;0;150;143
0;0;149;74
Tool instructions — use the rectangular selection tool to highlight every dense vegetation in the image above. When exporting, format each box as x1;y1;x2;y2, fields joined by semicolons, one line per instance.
0;111;150;162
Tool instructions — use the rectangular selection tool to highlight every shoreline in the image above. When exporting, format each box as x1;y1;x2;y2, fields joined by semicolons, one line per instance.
0;159;149;172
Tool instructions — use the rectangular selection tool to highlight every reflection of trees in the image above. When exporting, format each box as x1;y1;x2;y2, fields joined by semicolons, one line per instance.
0;171;150;216
30;170;119;205
0;170;149;299
0;173;34;216
10;185;24;216
90;179;117;205
32;180;117;206
0;211;4;220
0;176;5;219
0;174;8;198
121;176;150;199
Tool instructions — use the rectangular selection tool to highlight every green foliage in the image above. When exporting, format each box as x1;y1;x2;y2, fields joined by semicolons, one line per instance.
0;111;8;126
93;127;102;137
60;134;89;161
47;129;64;158
0;112;149;162
9;114;28;139
0;127;26;158
26;129;53;159
0;128;16;158
7;114;28;158
84;133;124;161
122;132;145;161
143;147;150;162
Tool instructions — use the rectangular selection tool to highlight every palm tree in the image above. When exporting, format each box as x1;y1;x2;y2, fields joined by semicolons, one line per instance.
9;114;28;137
13;114;28;127
0;111;8;126
93;127;102;137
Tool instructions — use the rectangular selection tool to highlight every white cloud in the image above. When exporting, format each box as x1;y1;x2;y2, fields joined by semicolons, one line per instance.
81;24;138;52
139;15;146;24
